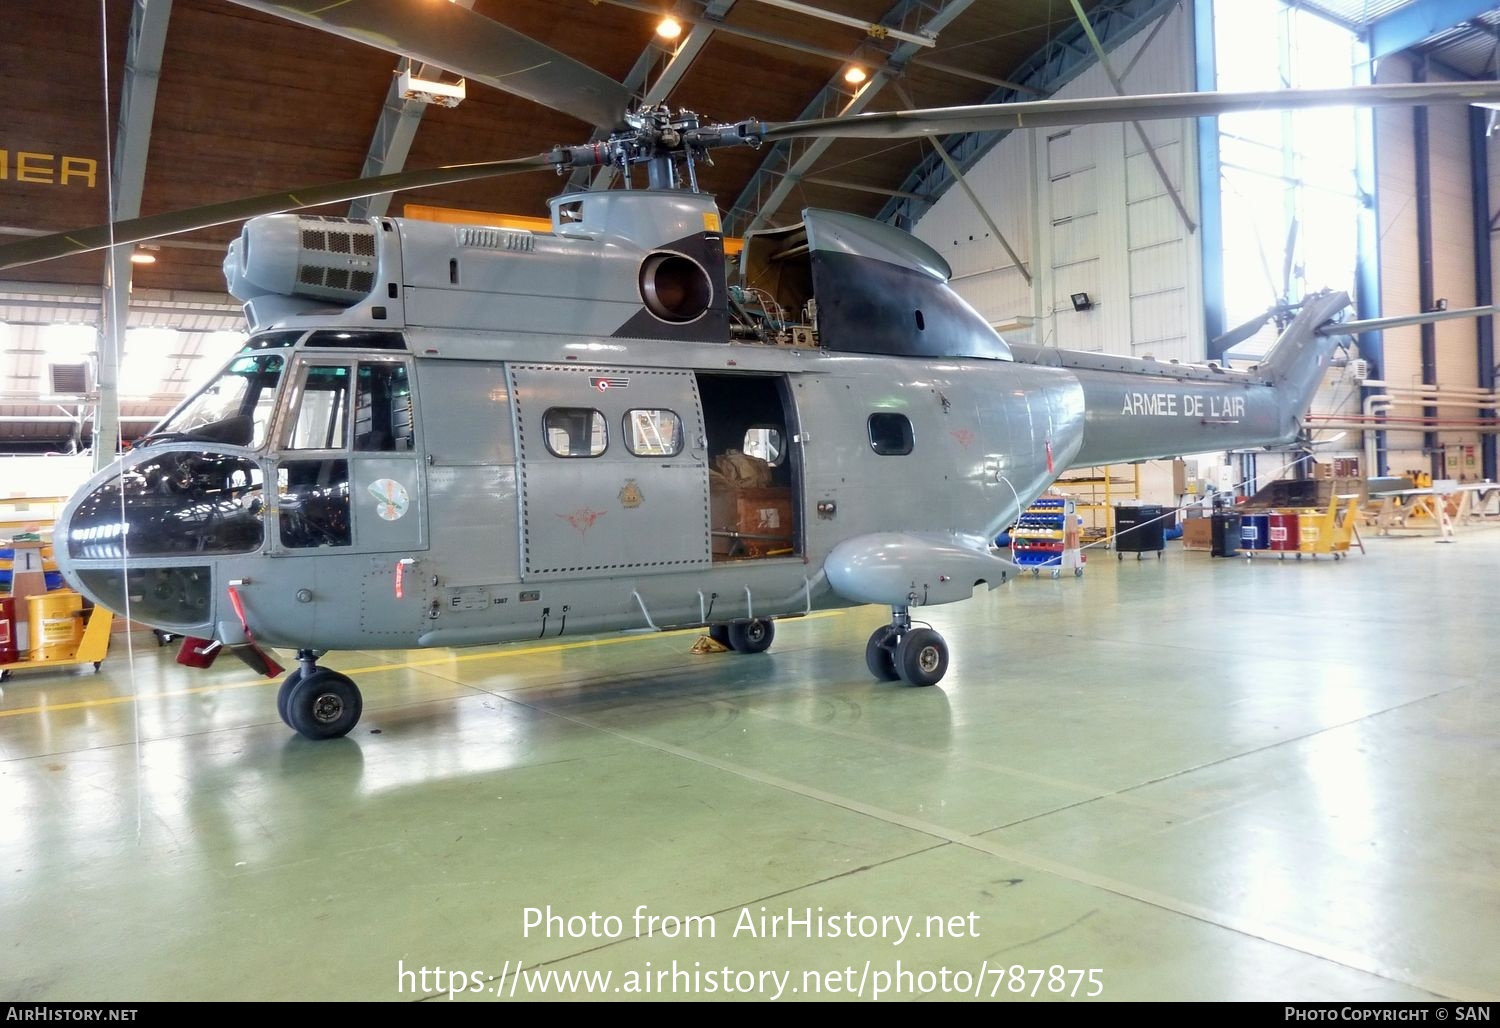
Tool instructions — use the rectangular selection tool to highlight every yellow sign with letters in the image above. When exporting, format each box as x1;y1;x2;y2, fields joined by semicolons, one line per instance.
0;150;98;188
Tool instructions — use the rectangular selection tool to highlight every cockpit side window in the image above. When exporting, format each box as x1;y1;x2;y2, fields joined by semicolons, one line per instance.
287;364;352;450
153;353;284;449
353;362;415;452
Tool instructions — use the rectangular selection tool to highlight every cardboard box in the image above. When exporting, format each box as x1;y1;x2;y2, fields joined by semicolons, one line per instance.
711;486;794;557
1181;516;1213;551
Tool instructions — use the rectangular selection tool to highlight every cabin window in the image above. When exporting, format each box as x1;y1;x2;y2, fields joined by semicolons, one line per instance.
544;407;608;457
624;409;683;457
743;425;784;466
868;413;914;455
353;362;415;452
277;459;352;549
287;365;351;450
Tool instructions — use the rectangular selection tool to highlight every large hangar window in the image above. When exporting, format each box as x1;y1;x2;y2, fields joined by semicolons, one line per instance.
1211;1;1362;360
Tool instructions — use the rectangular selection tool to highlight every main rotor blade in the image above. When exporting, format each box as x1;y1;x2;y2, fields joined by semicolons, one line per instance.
0;154;556;271
226;0;630;129
763;82;1500;140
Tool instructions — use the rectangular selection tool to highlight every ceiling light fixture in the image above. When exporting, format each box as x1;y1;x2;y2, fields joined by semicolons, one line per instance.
656;16;683;40
844;66;867;86
130;249;157;265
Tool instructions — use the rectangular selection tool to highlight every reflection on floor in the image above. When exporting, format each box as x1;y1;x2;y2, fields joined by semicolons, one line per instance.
2;530;1499;1001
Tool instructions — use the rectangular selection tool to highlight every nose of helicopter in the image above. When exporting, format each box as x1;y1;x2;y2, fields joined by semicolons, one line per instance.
55;448;267;633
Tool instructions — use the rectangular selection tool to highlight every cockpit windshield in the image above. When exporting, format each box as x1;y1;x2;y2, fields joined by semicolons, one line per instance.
147;352;286;448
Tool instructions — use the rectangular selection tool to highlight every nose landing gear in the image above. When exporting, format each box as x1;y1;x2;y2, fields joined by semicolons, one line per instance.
277;649;363;739
864;606;949;687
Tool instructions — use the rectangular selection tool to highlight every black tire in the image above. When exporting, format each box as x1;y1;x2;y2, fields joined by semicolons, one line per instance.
286;668;362;740
708;624;732;649
276;668;304;728
727;618;774;654
865;626;900;681
895;628;948;687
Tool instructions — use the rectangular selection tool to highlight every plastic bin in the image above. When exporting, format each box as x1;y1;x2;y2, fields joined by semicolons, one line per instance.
1211;512;1242;557
1267;512;1299;555
27;590;83;661
1240;513;1270;552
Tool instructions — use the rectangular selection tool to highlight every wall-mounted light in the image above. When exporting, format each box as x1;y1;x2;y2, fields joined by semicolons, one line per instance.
1070;291;1093;312
843;66;868;86
656;16;683;40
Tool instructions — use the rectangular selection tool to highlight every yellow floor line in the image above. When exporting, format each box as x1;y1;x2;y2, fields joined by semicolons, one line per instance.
0;610;847;720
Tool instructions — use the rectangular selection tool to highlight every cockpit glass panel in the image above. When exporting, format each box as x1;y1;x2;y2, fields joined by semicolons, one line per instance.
66;452;265;559
278;459;351;549
152;353;286;449
288;365;352;450
354;363;415;452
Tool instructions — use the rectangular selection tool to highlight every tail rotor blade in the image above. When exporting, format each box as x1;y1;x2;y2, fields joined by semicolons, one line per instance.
1212;311;1275;350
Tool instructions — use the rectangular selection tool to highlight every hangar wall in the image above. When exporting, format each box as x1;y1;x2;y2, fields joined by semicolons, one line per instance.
1375;55;1485;477
912;4;1201;364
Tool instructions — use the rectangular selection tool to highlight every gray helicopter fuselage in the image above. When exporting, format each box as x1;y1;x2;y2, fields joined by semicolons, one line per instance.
53;190;1343;654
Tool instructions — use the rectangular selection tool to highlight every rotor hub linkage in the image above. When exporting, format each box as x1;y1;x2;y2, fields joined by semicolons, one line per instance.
549;105;765;191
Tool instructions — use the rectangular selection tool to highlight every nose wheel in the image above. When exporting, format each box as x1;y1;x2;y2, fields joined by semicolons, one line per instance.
865;608;949;687
278;650;363;739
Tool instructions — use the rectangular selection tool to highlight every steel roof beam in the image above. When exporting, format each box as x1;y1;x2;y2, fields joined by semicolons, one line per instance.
875;0;1175;228
349;0;477;221
99;0;174;469
1067;0;1194;233
725;0;976;237
572;0;737;192
1369;0;1497;61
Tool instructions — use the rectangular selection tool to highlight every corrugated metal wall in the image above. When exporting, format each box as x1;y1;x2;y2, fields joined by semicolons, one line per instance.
1376;55;1485;475
913;4;1200;359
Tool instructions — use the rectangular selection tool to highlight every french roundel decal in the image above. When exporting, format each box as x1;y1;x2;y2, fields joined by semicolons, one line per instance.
368;478;410;521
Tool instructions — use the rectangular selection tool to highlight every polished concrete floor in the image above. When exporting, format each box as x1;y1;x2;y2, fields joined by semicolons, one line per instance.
2;528;1498;1002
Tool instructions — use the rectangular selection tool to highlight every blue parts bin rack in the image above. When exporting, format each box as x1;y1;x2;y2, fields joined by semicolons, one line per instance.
1010;497;1084;579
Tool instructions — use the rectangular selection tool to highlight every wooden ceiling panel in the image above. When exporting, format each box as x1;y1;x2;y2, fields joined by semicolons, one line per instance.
6;0;1128;296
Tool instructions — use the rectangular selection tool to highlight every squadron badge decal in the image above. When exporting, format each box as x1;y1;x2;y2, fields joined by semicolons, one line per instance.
368;479;410;521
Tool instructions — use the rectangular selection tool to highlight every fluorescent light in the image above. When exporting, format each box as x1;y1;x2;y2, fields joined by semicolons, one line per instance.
656;16;683;40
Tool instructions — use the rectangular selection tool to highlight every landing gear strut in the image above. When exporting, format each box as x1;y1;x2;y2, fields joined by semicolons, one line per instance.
865;606;949;687
278;649;363;739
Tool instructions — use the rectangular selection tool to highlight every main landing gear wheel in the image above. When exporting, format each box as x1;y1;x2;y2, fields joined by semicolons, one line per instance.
727;618;775;654
285;667;363;740
895;628;948;687
276;668;304;727
865;625;901;681
867;606;952;687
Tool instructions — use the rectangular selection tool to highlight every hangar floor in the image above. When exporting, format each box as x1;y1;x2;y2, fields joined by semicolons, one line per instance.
1;529;1497;1002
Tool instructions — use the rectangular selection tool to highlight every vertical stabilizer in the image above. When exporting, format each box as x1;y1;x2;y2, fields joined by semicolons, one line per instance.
1257;290;1351;440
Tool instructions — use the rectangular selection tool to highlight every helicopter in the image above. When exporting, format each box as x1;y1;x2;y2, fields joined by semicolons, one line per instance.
5;2;1500;740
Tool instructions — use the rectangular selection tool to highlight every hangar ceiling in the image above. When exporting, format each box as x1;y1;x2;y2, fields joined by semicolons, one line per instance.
1;0;1498;452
